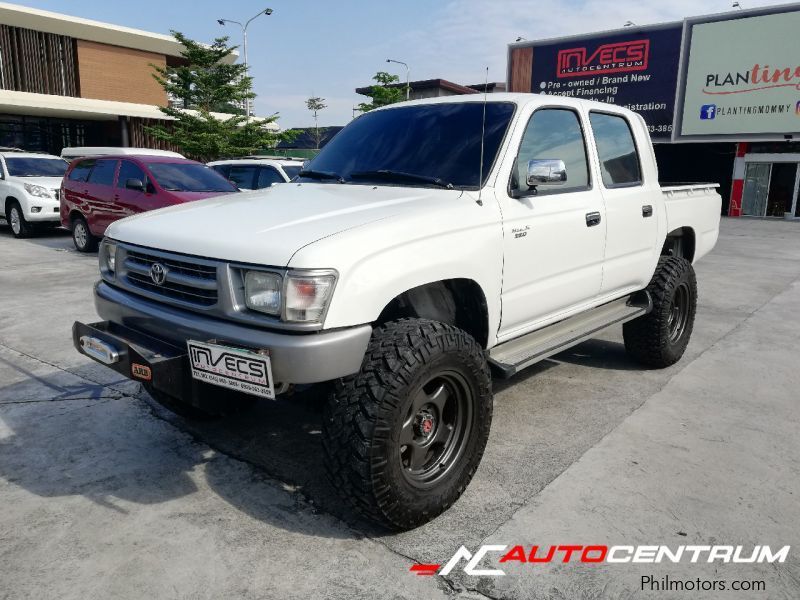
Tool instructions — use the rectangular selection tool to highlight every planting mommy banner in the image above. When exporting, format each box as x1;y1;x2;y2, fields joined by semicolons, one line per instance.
676;7;800;140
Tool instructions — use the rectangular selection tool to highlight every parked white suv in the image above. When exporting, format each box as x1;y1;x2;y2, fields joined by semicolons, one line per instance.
208;157;303;190
0;149;69;238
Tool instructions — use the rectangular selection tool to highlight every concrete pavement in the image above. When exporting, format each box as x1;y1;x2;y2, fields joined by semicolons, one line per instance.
0;218;798;599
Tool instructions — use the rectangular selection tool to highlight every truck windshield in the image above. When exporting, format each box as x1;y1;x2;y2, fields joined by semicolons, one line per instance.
5;157;68;177
148;163;238;193
300;102;515;189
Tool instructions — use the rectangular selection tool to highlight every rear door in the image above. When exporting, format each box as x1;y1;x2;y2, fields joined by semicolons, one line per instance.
589;111;659;295
85;159;119;235
498;106;607;340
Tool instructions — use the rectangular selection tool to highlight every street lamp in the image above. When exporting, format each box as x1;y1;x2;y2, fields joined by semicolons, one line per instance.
386;58;410;101
218;7;273;117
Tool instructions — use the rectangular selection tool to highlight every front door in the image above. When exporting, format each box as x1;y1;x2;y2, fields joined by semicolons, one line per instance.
498;107;606;340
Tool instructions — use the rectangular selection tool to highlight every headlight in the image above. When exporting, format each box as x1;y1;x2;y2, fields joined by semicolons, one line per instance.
100;240;117;276
245;271;282;316
243;269;337;323
284;272;336;323
23;183;52;198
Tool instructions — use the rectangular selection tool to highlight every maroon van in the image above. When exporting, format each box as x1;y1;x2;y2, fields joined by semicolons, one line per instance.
60;155;238;252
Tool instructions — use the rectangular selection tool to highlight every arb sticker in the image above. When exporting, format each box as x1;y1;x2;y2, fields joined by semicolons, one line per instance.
131;363;152;381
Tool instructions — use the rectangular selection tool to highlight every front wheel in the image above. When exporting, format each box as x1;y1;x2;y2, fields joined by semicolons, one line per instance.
623;256;697;368
8;202;33;238
323;319;493;530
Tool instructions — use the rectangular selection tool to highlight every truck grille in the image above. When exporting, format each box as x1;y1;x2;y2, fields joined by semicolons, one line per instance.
123;249;219;307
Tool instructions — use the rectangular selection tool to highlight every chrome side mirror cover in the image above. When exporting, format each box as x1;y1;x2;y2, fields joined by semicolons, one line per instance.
526;159;567;187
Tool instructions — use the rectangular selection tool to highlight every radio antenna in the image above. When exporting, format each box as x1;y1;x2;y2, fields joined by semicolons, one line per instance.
476;66;489;206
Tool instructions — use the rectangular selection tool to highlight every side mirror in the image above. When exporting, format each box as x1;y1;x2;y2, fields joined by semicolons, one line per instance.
526;159;567;187
126;178;145;192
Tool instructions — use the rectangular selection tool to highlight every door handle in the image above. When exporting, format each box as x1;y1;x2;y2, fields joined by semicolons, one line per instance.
642;205;653;218
585;211;602;227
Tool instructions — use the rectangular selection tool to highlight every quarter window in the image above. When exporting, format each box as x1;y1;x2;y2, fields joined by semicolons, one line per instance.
589;112;642;187
511;108;590;195
87;159;118;186
68;159;94;182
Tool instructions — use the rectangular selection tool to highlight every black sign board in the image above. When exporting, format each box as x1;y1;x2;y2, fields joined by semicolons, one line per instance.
528;26;683;140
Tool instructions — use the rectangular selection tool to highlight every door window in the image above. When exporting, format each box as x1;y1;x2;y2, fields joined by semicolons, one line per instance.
257;167;285;188
226;165;259;189
511;108;590;196
87;159;118;186
589;112;642;187
117;160;146;189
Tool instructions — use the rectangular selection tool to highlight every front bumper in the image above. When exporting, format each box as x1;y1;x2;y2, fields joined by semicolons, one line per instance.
76;281;372;395
25;199;60;222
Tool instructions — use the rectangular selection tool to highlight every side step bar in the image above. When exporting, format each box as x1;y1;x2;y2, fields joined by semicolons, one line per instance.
489;292;652;378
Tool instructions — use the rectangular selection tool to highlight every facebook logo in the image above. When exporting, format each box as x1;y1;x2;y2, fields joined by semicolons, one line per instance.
700;104;717;120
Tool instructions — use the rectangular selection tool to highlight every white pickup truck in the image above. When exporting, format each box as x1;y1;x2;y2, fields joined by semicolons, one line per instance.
73;94;720;530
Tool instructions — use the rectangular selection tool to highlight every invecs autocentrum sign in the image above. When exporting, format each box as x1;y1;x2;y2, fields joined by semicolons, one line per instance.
556;40;650;78
676;6;800;140
527;26;682;139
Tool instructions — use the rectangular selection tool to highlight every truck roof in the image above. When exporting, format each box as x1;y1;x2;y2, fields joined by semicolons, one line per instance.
373;92;636;116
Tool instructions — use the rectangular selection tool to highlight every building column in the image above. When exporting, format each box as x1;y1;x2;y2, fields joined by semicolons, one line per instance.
119;116;130;147
728;142;748;217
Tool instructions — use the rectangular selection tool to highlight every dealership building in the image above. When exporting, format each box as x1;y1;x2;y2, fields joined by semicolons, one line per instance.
508;3;800;218
0;2;255;155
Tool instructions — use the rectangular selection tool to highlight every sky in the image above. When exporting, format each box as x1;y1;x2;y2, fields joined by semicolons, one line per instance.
15;0;782;129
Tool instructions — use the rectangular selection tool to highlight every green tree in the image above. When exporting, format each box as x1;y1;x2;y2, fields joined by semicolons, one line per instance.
305;96;327;149
357;71;405;112
146;31;289;162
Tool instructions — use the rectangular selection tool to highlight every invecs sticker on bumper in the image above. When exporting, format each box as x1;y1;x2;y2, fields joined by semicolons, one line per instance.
187;340;274;399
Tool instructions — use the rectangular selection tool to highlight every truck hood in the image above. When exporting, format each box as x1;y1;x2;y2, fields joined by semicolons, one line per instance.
106;183;462;266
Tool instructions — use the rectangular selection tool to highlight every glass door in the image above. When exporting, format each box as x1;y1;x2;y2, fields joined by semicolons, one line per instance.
767;163;799;217
742;163;771;216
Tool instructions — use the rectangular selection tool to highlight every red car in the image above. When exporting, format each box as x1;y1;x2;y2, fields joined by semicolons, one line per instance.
60;155;238;252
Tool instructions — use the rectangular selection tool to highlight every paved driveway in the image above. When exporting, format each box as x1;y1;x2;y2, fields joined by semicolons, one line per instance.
0;218;798;599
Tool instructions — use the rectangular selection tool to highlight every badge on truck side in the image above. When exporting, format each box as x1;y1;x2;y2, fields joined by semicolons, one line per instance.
187;340;275;399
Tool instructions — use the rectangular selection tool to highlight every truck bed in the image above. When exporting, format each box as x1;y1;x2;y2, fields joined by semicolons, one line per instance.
661;183;722;264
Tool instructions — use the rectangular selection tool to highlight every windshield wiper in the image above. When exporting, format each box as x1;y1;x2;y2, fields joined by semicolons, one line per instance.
298;169;345;183
350;170;453;189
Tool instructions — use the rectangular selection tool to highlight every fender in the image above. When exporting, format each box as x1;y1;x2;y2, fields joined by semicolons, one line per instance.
288;192;505;343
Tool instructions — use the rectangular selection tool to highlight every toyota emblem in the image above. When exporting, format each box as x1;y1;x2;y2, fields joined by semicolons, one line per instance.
150;262;168;285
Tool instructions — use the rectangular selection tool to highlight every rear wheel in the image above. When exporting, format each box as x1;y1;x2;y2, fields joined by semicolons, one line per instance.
71;215;98;252
623;256;697;368
323;319;493;530
8;202;33;238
